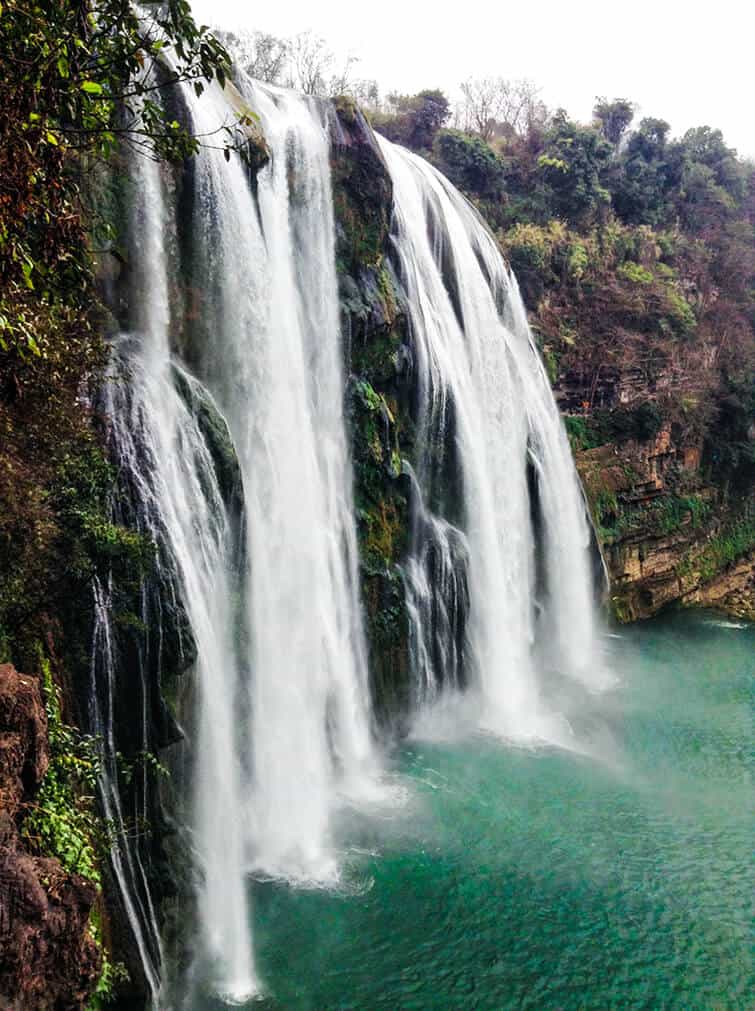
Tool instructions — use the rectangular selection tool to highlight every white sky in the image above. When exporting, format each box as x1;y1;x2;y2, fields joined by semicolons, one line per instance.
191;0;754;159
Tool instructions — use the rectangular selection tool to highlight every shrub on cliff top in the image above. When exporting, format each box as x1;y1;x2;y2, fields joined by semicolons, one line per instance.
433;129;506;199
371;89;451;151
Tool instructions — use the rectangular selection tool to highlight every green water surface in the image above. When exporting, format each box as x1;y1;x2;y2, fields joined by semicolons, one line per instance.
206;611;754;1010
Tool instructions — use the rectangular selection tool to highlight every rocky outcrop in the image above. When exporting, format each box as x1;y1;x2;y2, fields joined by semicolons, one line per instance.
0;663;100;1010
0;665;48;819
680;550;754;619
576;424;754;621
330;101;415;729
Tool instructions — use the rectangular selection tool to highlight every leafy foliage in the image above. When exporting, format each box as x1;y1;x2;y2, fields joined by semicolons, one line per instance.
2;0;231;162
679;511;755;583
433;129;505;198
533;111;613;225
19;654;134;1006
601;493;712;543
22;657;102;882
593;97;635;146
89;948;130;1010
0;0;234;365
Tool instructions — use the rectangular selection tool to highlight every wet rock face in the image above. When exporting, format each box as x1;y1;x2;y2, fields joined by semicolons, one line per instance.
576;427;753;621
681;550;755;620
0;663;100;1010
330;103;415;731
0;665;48;819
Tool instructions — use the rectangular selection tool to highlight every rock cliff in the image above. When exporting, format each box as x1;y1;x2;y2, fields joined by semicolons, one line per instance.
0;663;100;1009
330;98;415;728
571;411;752;622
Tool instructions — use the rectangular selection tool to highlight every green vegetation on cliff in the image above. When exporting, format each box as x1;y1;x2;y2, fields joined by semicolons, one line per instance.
0;5;232;1006
22;655;101;883
0;1;233;665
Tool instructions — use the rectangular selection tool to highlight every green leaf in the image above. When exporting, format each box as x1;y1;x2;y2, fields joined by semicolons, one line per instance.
21;260;35;290
80;81;103;95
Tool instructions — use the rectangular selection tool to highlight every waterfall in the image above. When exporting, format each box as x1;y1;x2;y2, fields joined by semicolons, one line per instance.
89;575;164;1004
96;47;607;1001
102;72;380;1002
103;137;256;1001
377;138;605;738
104;343;257;1003
180;75;376;882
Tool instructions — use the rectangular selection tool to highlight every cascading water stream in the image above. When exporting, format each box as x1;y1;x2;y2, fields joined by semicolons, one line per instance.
377;138;606;738
97;44;608;1002
89;574;164;1004
104;137;256;1001
179;75;377;884
103;68;384;1003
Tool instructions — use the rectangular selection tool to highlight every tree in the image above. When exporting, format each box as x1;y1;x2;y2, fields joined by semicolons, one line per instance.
593;97;635;146
406;89;450;149
329;53;361;98
348;78;381;111
459;78;500;140
223;30;290;86
459;77;543;141
433;129;505;198
679;126;745;203
285;31;361;98
0;0;233;360
610;118;683;226
287;32;333;95
372;89;450;150
537;111;613;225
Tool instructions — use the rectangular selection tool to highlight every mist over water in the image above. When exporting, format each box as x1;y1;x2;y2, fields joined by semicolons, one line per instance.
236;614;754;1011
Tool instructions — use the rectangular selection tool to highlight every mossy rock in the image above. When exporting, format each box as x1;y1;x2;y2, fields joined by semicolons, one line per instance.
172;365;243;511
329;103;393;273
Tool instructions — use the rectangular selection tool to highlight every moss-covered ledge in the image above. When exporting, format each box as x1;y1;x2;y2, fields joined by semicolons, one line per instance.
329;100;416;729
